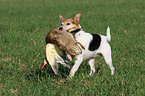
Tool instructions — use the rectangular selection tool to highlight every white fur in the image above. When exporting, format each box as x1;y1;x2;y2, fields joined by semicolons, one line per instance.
69;26;115;78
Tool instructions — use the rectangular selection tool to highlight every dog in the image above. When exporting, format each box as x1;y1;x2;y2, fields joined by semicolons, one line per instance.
40;27;85;75
59;13;115;78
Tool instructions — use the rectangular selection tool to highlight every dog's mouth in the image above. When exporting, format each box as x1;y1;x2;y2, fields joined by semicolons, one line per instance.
67;27;77;32
67;27;81;34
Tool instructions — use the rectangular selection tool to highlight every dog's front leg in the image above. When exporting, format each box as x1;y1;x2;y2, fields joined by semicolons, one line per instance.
69;54;83;78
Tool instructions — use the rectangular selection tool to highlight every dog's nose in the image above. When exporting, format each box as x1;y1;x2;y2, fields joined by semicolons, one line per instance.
59;27;63;31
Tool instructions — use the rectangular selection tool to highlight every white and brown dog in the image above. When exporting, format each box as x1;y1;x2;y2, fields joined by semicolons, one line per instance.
59;13;115;78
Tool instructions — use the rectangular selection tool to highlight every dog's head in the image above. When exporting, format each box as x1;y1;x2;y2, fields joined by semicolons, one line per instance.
59;13;81;34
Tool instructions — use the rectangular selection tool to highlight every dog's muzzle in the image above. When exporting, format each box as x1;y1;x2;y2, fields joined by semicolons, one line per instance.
67;28;81;35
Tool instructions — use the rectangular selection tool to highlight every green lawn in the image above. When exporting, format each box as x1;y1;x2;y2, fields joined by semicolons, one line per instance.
0;0;145;95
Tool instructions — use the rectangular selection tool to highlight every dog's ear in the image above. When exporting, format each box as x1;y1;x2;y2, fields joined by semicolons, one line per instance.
59;15;65;22
73;13;81;24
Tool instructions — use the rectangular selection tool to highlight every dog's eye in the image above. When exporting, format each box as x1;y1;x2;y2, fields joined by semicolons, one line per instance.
66;23;70;25
61;23;63;26
72;21;75;24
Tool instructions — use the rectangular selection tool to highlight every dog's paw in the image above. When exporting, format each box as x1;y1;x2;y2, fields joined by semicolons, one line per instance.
89;70;95;76
111;67;115;75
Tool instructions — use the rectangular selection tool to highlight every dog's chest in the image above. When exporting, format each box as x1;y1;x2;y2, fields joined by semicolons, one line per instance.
88;34;101;51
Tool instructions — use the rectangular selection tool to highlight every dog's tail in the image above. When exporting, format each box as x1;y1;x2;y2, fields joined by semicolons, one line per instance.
106;26;111;42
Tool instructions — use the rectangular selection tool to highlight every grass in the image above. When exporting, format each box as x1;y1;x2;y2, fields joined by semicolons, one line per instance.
0;0;145;95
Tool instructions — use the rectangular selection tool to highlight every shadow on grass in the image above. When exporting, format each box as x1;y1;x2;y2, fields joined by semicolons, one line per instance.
36;64;70;78
25;60;102;81
25;62;71;81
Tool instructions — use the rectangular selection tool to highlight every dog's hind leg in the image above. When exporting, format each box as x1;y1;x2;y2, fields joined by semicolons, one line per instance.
88;59;95;76
103;54;114;75
101;44;115;75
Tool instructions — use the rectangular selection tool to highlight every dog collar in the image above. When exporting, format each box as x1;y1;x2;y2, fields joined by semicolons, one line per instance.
70;28;81;35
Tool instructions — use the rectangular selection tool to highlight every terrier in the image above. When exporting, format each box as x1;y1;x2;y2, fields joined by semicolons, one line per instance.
59;13;115;77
